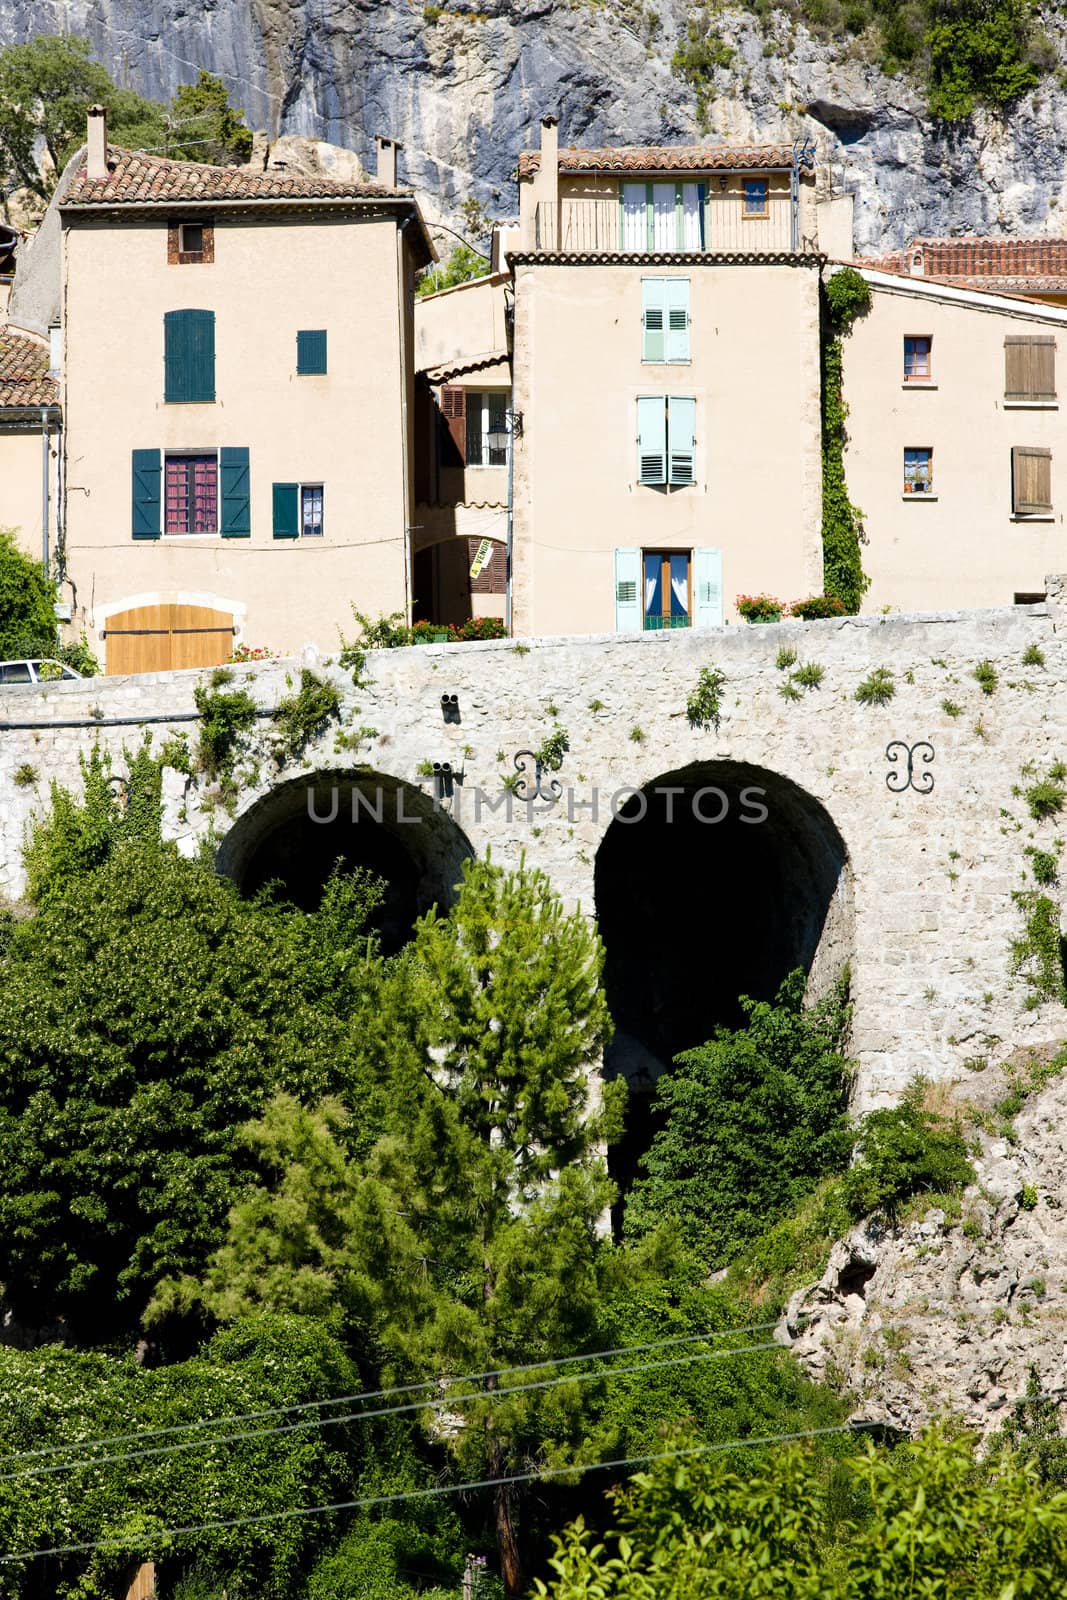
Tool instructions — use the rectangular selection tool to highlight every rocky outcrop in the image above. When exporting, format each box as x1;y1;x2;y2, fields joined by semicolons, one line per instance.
783;1060;1067;1435
2;0;1067;249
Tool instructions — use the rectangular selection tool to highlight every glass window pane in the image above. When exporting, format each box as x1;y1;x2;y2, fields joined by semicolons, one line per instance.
669;552;690;617
486;392;508;466
681;183;703;251
622;184;647;251
465;391;483;466
652;185;675;250
643;552;662;619
301;484;324;536
744;179;767;215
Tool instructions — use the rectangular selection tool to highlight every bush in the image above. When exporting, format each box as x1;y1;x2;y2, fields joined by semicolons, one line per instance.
854;667;895;705
790;595;848;620
0;526;57;657
842;1080;974;1221
927;0;1039;120
736;593;786;623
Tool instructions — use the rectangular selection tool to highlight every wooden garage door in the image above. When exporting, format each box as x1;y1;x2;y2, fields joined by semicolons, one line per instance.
105;605;235;675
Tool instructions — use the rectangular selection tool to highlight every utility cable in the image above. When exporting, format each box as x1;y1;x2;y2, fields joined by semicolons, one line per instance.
2;1319;792;1469
0;1425;858;1566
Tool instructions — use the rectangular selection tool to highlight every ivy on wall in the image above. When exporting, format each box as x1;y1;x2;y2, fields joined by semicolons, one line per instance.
820;268;872;615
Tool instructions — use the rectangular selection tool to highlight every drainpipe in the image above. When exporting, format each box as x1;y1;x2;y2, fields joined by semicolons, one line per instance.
504;414;515;637
40;407;49;573
397;213;414;625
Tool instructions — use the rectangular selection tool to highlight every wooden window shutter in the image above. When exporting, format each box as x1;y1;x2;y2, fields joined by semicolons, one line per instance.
637;396;667;484
164;309;215;402
220;447;251;537
1005;335;1057;401
693;548;723;627
667;395;696;485
272;481;299;538
1012;446;1053;514
665;278;690;362
614;547;641;632
440;385;466;462
131;449;162;539
642;278;665;362
297;329;328;374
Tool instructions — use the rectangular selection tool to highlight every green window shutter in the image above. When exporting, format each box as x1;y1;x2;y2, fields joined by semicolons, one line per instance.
614;547;641;632
665;278;690;362
668;395;696;485
220;447;251;536
164;309;215;402
693;548;723;627
131;448;161;539
272;481;299;538
642;278;665;362
637;395;667;484
297;329;328;374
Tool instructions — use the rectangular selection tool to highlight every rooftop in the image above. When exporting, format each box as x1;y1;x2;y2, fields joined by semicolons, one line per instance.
517;142;797;178
62;145;411;207
857;236;1067;294
0;328;58;410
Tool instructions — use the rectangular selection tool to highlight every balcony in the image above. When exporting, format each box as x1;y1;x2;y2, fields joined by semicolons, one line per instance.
533;197;795;255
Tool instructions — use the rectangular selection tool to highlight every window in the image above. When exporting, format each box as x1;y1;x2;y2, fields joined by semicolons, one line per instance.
168;218;214;265
164;309;215;403
904;336;932;382
297;329;328;375
0;663;31;683
301;484;324;536
636;395;696;486
1011;446;1053;515
465;391;508;466
903;448;933;495
642;278;690;362
743;178;769;218
621;182;705;252
1005;336;1056;402
165;454;218;534
643;551;691;630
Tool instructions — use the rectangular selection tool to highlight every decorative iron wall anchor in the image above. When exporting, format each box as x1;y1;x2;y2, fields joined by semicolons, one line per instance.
513;750;562;803
885;740;935;794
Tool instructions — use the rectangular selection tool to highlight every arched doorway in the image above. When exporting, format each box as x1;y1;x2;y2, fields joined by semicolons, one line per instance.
594;761;852;1186
216;770;475;951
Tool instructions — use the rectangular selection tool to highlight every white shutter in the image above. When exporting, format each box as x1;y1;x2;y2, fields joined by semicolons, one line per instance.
637;395;667;484
668;395;696;485
681;183;703;250
614;547;642;631
652;184;675;250
622;183;647;252
665;278;690;362
642;277;665;361
693;548;723;627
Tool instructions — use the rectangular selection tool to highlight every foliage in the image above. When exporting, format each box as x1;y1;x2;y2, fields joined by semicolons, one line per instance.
725;1175;854;1307
793;662;824;689
59;631;101;675
1010;889;1067;1005
0;844;386;1333
22;739;161;904
1024;761;1066;820
1023;642;1046;668
338;610;504;688
1026;846;1058;886
820;273;870;615
416;244;490;298
270;669;342;764
1001;1363;1067;1488
735;593;785;623
0;527;57;657
167;69;253;164
228;643;279;663
926;0;1039;119
536;725;570;771
775;647;797;671
412;617;508;642
854;667;895;705
671;8;735;122
624;972;854;1266
534;1425;1067;1599
841;1079;974;1221
193;671;259;782
973;658;998;695
686;665;726;728
12;762;36;788
789;595;848;620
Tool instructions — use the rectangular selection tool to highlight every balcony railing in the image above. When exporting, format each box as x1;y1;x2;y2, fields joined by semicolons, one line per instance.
534;198;796;255
643;614;691;631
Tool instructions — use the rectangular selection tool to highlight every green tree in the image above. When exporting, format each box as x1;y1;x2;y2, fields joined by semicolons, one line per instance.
166;70;253;164
0;525;57;655
22;739;161;904
624;972;854;1266
926;0;1039;119
175;858;621;1598
0;841;384;1335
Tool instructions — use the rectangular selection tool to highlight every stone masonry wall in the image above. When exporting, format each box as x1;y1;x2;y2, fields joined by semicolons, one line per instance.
2;603;1066;1110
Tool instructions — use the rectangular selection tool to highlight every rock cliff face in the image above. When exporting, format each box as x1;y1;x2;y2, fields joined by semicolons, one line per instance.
2;0;1067;249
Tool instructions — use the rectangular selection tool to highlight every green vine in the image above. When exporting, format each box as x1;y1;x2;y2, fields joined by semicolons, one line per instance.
536;725;570;772
193;669;258;784
1011;891;1066;1008
686;665;726;728
270;670;342;765
821;269;871;615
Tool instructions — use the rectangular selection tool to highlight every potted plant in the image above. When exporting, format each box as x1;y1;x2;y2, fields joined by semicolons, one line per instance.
736;593;786;624
789;595;848;620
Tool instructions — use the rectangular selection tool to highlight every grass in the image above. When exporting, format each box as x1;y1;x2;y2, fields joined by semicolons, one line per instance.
855;667;895;706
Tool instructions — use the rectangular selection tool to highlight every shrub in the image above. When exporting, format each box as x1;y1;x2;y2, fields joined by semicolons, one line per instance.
855;667;895;705
12;763;36;788
1023;643;1046;668
193;673;259;782
926;0;1039;120
974;659;999;695
1025;763;1066;820
0;526;57;657
790;595;848;621
824;266;872;331
736;593;786;623
536;724;569;771
1026;847;1058;886
686;664;726;727
270;669;341;764
843;1080;974;1222
1011;889;1067;1005
793;662;824;689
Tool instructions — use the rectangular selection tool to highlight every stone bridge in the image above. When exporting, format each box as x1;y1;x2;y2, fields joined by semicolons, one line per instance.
2;603;1065;1113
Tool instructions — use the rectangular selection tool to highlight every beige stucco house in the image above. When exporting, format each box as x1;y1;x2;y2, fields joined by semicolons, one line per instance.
507;118;825;635
842;266;1067;613
0;324;60;597
57;110;433;673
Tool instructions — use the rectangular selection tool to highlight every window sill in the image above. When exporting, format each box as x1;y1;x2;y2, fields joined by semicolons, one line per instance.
641;360;692;367
1003;400;1058;409
902;381;937;389
902;492;937;501
1010;513;1056;522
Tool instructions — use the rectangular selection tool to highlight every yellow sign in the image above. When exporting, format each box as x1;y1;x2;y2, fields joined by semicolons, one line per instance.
469;538;493;580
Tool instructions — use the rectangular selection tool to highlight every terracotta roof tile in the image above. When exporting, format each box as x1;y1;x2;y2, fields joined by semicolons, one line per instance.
517;142;796;178
62;146;409;207
0;328;57;409
857;237;1067;290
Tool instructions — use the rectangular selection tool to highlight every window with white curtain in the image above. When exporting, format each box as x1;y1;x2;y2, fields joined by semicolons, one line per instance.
642;550;691;629
465;391;509;466
620;182;706;252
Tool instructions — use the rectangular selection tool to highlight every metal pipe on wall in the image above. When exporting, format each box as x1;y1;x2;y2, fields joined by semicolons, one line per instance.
39;406;49;572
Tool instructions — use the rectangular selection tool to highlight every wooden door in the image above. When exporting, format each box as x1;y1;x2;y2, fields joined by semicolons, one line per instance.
105;604;235;675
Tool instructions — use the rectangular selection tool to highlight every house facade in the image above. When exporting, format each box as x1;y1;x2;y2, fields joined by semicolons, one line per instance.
58;109;432;673
0;325;60;593
842;267;1067;613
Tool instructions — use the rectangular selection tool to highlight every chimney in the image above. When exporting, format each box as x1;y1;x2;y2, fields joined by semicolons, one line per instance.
87;104;108;181
375;136;400;188
540;114;559;184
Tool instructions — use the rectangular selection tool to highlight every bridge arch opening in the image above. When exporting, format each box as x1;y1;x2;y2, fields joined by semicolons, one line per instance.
594;761;853;1186
216;770;475;952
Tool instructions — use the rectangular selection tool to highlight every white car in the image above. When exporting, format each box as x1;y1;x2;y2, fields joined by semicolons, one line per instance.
0;659;84;685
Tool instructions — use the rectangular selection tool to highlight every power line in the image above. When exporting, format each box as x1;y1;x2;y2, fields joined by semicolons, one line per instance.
0;1425;859;1566
3;1320;790;1469
9;1341;786;1484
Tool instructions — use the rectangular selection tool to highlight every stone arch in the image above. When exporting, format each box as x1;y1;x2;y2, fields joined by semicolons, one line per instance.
594;760;853;1173
216;769;475;951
